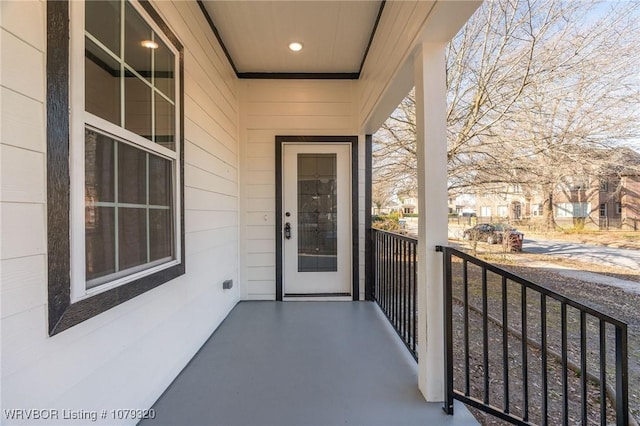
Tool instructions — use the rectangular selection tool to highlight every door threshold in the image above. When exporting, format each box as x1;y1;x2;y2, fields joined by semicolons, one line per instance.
284;293;352;302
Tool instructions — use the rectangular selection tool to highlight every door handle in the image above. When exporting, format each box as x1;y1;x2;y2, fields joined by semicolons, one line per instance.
284;222;291;240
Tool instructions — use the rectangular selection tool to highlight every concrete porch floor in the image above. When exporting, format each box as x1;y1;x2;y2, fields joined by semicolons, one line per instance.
141;301;477;426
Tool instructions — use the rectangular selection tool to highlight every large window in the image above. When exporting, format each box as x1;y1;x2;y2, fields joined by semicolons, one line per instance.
47;0;184;334
599;203;607;217
74;0;181;298
532;204;544;216
555;202;590;218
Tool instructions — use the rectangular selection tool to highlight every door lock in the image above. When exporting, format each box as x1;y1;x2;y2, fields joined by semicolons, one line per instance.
284;222;292;240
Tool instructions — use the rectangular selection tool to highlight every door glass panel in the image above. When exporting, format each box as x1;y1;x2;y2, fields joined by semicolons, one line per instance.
297;154;337;272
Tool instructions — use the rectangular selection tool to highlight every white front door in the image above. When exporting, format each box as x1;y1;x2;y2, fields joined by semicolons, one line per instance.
282;143;352;296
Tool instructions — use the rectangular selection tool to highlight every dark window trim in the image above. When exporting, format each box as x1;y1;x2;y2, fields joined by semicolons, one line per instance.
46;0;185;336
275;136;359;301
197;1;385;80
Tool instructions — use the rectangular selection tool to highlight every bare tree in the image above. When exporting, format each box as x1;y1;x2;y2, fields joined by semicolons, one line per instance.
373;0;640;229
495;1;640;228
373;93;417;196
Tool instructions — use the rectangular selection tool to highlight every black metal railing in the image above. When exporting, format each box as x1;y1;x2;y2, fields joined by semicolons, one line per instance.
439;246;629;426
372;229;418;359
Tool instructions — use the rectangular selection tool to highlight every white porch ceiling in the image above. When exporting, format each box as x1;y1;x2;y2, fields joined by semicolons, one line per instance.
199;1;383;75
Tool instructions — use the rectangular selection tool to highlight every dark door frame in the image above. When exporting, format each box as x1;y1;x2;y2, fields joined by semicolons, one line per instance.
275;136;359;301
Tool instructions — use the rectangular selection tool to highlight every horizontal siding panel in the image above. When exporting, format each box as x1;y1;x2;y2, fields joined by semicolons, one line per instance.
185;141;238;182
185;69;236;136
185;226;238;257
0;255;46;319
245;239;275;254
174;1;236;97
245;294;275;301
244;170;274;185
359;1;434;126
245;80;354;103
1;88;45;152
1;29;44;102
246;156;275;172
185;210;238;234
185;187;237;212
246;281;276;295
185;96;237;162
183;1;238;85
185;165;237;196
244;225;274;240
1;1;45;50
0;144;45;203
246;130;279;144
0;202;45;260
241;142;273;158
246;253;275;268
1;306;48;378
184;119;236;169
246;266;275;282
187;243;239;278
246;115;354;131
2;289;186;406
246;184;274;199
246;211;274;226
246;102;352;117
183;51;236;116
246;198;274;212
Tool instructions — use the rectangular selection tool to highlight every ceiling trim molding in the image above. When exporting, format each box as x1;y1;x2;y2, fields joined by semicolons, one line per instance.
197;0;385;80
196;0;239;75
237;72;360;80
359;1;385;73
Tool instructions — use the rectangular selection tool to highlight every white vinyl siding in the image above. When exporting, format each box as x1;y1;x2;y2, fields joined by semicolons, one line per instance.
358;1;434;128
240;80;361;300
2;0;240;419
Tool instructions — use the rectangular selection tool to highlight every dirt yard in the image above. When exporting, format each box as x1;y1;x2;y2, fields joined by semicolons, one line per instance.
453;235;640;425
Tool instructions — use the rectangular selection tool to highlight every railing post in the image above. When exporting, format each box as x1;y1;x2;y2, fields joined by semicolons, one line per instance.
437;245;454;415
616;324;629;426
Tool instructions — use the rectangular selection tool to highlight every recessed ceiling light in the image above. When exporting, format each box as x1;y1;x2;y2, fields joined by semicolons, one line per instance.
288;42;303;52
141;40;159;49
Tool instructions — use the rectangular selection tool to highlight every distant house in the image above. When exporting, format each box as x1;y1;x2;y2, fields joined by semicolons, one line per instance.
550;176;619;229
475;183;528;222
398;193;418;215
621;173;640;230
474;148;640;229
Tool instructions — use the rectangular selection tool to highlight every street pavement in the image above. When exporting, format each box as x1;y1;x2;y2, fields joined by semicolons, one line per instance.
523;238;640;272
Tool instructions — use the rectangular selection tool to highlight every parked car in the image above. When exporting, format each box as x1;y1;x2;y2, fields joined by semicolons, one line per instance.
462;223;523;250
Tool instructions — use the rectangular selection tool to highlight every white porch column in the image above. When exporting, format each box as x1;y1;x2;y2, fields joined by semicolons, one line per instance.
414;42;448;402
